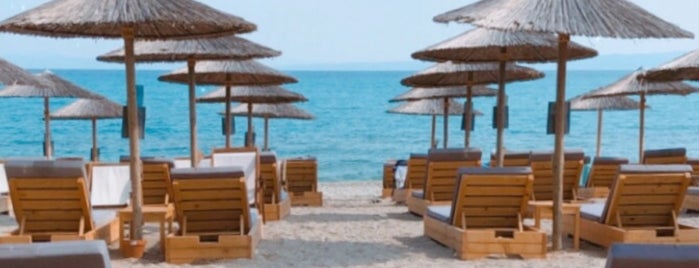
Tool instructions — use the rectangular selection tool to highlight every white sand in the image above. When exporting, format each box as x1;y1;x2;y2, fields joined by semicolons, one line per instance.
3;181;698;267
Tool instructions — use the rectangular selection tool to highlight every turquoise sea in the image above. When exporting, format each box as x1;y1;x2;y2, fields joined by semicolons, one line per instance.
0;70;697;181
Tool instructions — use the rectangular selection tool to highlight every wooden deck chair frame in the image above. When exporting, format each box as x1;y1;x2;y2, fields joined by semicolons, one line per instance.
283;157;322;206
578;157;628;200
424;167;546;260
382;159;396;198
0;160;119;244
564;164;699;248
260;152;290;221
393;153;427;203
166;167;262;264
642;148;687;165
407;148;482;216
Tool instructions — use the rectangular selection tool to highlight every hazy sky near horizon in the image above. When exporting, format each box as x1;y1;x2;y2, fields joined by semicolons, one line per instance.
0;0;698;70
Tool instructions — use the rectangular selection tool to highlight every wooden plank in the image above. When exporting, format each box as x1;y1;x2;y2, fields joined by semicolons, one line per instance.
177;190;245;201
179;200;246;211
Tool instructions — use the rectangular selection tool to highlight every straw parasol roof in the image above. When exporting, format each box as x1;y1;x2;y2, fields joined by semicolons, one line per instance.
96;35;280;62
222;103;314;120
0;0;256;39
642;49;699;82
51;98;122;120
0;58;43;86
0;71;101;98
198;85;307;104
402;61;544;87
412;28;598;63
391;86;496;102
159;60;297;86
433;0;693;38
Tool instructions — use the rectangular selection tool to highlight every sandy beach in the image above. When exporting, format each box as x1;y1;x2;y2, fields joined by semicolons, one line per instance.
9;180;698;267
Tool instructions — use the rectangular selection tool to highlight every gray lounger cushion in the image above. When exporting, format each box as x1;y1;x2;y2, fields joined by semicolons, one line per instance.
606;243;699;268
142;158;175;168
490;150;531;160
260;152;277;164
5;160;86;179
686;186;699;195
593;157;629;165
643;148;686;159
530;149;585;162
0;240;111;268
428;148;482;162
426;205;451;223
409;153;427;159
580;202;606;222
170;167;245;180
619;164;692;174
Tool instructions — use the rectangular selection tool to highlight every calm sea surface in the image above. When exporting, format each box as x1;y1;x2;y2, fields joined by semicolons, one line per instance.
0;70;697;181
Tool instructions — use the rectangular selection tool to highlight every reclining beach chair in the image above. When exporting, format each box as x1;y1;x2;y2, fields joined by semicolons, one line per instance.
392;153;427;203
0;240;111;268
259;152;290;221
423;167;546;260
407;148;482;216
529;150;585;201
564;164;699;248
0;160;119;244
166;167;262;264
284;157;322;206
489;150;531;167
577;157;629;199
642;148;687;165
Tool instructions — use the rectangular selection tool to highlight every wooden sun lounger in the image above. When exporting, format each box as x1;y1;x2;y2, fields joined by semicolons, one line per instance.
0;160;119;244
392;153;427;203
284;157;322;206
382;159;396;198
578;157;629;199
564;164;699;248
529;150;585;201
489;150;531;167
166;167;262;264
642;148;687;165
682;158;699;211
260;152;290;221
423;167;546;260
407;148;482;216
211;147;263;217
0;240;112;268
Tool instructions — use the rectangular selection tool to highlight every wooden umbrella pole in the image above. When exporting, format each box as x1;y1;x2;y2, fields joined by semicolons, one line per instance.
596;109;603;157
552;33;570;251
247;102;253;147
431;114;436;149
465;72;474;148
44;96;52;159
496;48;508;167
122;26;143;241
187;57;197;167
92;118;98;162
264;116;269;151
639;92;646;162
224;77;232;148
443;98;449;148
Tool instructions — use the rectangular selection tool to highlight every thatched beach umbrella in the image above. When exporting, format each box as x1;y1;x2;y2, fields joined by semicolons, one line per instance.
402;61;544;148
569;95;643;157
583;70;699;161
0;0;257;242
0;57;43;86
160;61;298;148
388;99;482;149
51;98;123;161
642;49;699;82
434;0;693;249
0;71;101;158
97;35;281;167
221;103;314;151
412;28;596;167
197;85;307;147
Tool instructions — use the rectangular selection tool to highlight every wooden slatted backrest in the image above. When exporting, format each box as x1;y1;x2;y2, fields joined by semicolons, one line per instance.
424;148;482;202
529;150;585;201
586;157;629;188
451;167;533;229
170;167;250;236
602;165;692;227
141;159;174;205
383;160;396;189
489;150;531;167
643;148;687;165
260;152;280;204
284;158;317;194
6;160;94;238
405;153;427;190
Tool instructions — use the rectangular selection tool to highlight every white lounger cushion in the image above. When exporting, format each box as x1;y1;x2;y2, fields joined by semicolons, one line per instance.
90;164;131;207
213;152;257;204
0;163;7;194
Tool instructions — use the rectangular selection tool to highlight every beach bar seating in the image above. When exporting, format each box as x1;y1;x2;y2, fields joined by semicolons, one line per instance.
166;166;262;264
0;240;111;268
423;167;547;260
564;164;699;248
284;157;322;206
489;150;531;167
407;148;482;216
0;160;119;244
382;159;396;198
605;243;699;268
578;157;629;199
642;148;687;165
392;153;427;203
260;151;290;221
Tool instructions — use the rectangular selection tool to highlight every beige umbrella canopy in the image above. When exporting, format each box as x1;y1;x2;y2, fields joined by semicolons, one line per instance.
97;35;281;168
161;63;298;148
198;85;307;104
569;94;643;157
583;69;699;161
642;49;699;82
435;0;693;250
388;99;482;149
0;71;102;159
0;58;43;86
0;0;258;242
220;103;314;151
51;98;123;161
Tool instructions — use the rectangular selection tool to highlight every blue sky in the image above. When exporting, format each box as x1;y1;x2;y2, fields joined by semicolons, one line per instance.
1;0;698;70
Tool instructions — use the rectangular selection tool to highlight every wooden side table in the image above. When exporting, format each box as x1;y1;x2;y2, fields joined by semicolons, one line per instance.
118;204;174;253
528;201;581;250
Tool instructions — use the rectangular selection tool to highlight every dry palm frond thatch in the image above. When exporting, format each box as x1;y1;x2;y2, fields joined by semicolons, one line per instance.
222;103;314;120
0;58;43;86
401;61;543;87
51;98;122;120
642;49;699;82
391;86;496;102
198;85;307;104
159;60;297;86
